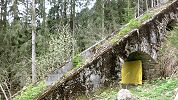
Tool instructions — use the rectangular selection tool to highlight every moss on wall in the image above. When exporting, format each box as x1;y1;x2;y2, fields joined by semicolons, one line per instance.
110;12;153;44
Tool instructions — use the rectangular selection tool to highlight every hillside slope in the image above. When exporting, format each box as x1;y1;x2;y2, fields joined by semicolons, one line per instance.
79;27;178;100
83;74;178;100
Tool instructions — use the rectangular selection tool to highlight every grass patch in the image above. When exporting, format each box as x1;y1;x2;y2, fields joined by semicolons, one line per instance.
72;54;82;68
88;74;178;100
13;54;83;100
140;12;153;22
13;81;46;100
119;19;140;36
110;12;154;44
168;27;178;49
63;54;83;78
89;86;121;100
130;76;178;100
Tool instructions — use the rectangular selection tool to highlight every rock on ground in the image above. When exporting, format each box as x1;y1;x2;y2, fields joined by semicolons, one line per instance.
117;89;134;100
174;88;178;100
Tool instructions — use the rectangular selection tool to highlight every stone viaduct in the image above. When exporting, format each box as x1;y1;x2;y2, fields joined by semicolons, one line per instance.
36;0;178;99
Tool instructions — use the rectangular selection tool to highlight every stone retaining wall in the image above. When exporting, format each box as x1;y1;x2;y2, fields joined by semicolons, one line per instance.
37;1;178;99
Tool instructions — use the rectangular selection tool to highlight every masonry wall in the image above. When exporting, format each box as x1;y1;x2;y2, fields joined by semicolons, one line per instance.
38;47;121;100
37;1;178;99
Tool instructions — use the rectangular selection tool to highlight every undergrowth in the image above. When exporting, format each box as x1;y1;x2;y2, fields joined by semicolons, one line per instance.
130;75;178;100
13;81;46;100
88;74;178;100
13;54;83;100
168;27;178;56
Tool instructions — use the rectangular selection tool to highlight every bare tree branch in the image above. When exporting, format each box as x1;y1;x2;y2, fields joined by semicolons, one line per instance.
0;84;8;100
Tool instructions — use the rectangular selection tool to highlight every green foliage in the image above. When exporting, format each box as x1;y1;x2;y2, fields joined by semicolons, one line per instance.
161;26;178;58
72;54;82;68
130;76;178;100
0;20;32;86
63;54;83;78
123;0;135;23
36;25;74;79
140;13;153;22
168;27;178;49
120;12;153;35
119;19;140;35
76;86;121;100
0;0;167;98
110;12;153;44
87;74;178;100
13;81;46;100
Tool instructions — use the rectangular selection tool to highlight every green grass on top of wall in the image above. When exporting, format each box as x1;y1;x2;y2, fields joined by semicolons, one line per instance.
110;12;153;44
13;81;46;100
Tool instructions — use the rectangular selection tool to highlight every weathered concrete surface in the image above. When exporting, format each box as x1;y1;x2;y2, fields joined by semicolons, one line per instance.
37;0;178;99
45;35;115;85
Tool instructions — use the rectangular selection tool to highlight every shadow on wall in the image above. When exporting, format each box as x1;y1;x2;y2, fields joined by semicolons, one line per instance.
166;19;177;31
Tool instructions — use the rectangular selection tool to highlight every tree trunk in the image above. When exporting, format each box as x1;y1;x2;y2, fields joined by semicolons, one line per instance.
128;0;130;17
156;0;159;6
72;0;75;57
146;0;148;11
72;0;75;33
151;0;154;8
70;0;73;31
110;1;116;32
135;3;137;18
25;0;29;28
1;0;7;33
3;0;7;33
154;0;156;7
0;1;3;31
0;84;8;100
1;0;4;30
102;0;105;35
137;0;140;17
63;0;67;25
32;0;36;83
70;0;75;57
13;0;18;23
4;82;11;100
42;0;46;28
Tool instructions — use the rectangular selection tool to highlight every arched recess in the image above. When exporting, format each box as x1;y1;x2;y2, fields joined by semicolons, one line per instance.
125;51;157;80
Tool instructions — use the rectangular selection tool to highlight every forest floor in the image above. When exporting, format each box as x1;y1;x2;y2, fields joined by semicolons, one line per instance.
76;73;178;100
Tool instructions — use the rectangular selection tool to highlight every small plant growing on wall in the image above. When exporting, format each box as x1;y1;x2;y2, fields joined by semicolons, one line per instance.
72;54;82;68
